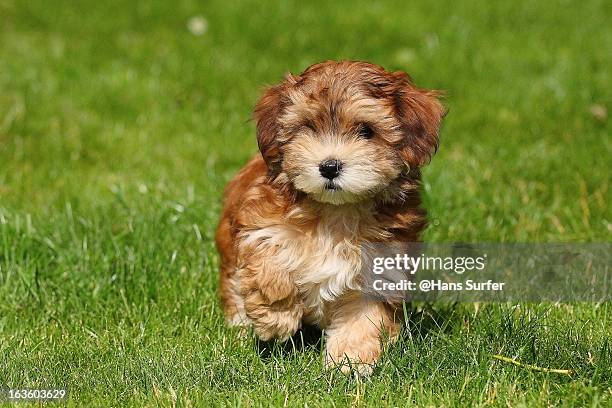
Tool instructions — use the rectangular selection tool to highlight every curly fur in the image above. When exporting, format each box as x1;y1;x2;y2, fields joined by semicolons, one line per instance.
216;60;445;374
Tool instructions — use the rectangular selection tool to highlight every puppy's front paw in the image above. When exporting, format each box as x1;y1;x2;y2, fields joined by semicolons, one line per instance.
252;306;302;342
324;335;381;376
324;355;374;376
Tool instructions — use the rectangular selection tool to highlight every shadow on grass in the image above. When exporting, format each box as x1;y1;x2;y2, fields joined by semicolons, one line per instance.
403;302;464;340
255;303;464;359
256;324;324;358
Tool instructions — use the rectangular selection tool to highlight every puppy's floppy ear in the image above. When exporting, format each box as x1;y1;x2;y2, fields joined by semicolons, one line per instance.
392;72;446;168
254;84;284;173
253;74;297;174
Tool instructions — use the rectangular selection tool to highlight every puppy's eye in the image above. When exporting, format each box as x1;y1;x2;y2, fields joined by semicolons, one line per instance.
357;123;375;139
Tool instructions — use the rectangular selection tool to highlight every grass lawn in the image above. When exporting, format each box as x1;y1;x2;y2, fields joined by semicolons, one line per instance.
1;0;610;406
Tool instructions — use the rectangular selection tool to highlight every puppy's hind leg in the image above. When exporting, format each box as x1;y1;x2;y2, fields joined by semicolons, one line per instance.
220;272;251;328
217;214;251;328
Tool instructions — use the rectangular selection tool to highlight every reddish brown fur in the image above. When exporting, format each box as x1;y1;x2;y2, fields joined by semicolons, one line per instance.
216;61;445;374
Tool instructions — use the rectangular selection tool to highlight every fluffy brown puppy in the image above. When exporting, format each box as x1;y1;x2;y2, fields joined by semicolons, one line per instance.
216;60;445;375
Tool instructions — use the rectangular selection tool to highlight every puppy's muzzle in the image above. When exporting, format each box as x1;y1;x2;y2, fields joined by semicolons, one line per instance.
319;159;343;180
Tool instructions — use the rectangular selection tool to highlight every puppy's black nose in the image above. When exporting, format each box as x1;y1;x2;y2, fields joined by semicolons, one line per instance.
319;159;343;180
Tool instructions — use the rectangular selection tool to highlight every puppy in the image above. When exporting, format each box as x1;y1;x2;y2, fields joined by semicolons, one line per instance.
216;61;445;374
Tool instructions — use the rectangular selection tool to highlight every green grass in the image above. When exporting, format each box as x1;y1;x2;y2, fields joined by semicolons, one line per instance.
0;0;610;406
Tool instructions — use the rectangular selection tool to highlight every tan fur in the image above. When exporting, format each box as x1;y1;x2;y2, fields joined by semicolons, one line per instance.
216;61;445;375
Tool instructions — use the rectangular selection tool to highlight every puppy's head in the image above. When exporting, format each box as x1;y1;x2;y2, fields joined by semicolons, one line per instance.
254;61;445;205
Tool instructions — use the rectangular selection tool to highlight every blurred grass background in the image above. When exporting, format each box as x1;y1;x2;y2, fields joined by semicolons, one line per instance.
0;0;610;406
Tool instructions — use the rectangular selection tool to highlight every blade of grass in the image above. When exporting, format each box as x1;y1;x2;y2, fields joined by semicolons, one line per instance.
492;354;573;375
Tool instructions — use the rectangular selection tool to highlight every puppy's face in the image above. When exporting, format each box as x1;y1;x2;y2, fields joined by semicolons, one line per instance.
255;61;445;205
